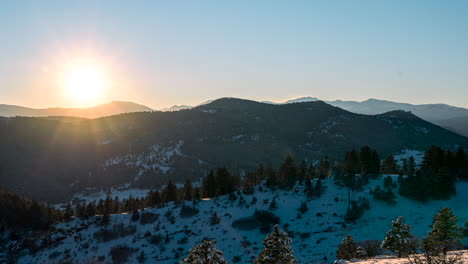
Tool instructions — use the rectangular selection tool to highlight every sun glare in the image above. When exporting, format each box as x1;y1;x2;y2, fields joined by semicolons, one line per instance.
64;64;106;105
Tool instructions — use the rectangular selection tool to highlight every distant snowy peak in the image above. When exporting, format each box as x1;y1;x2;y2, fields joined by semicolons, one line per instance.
160;105;193;112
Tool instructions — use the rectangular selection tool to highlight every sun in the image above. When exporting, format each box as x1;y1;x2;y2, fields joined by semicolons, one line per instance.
64;64;106;105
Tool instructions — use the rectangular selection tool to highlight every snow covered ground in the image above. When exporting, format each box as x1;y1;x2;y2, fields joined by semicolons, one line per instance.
352;250;468;264
17;177;468;264
394;150;424;167
103;140;185;184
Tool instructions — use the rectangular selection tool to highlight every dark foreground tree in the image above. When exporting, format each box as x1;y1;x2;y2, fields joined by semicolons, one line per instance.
408;207;464;264
422;207;463;255
180;240;227;264
254;225;296;264
381;216;417;257
336;235;357;260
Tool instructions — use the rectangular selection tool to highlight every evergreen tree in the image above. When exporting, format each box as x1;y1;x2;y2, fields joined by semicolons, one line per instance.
180;240;227;264
131;210;140;222
256;163;265;183
63;202;74;221
336;235;357;260
304;177;313;197
278;155;297;189
85;202;96;218
317;156;330;179
215;168;238;195
401;158;409;176
381;154;398;174
455;148;468;179
381;216;417;257
101;212;110;225
193;187;201;201
265;163;279;188
202;170;216;198
308;164;316;180
359;146;379;176
408;156;416;177
315;179;322;197
163;180;178;202
209;212;221;225
254;225;296;264
422;207;463;255
147;190;161;207
183;179;193;201
101;195;112;225
421;146;446;174
341;150;360;188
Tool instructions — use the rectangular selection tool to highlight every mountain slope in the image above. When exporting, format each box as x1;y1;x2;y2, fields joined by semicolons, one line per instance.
280;97;468;137
0;101;153;118
13;179;468;264
1;98;467;201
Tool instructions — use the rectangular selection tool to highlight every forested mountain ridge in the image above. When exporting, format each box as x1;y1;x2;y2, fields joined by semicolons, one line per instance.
0;98;467;202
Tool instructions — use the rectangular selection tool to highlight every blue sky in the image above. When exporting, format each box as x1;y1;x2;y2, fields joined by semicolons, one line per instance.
1;0;467;108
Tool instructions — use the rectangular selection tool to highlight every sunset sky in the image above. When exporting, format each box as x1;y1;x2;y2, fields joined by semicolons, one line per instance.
1;0;468;109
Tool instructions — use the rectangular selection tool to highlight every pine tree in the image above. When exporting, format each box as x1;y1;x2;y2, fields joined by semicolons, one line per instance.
85;202;96;218
341;150;360;188
180;240;227;264
381;216;417;257
408;156;416;177
422;207;463;255
336;235;357;260
183;179;193;201
381;154;398;174
265;163;279;188
163;180;178;202
254;225;296;264
455;148;468;179
193;187;201;201
63;202;74;221
209;212;221;225
278;155;297;189
304;177;313;197
131;210;140;222
308;164;316;180
359;146;377;176
315;179;322;197
147;190;161;207
202;170;217;198
317;156;330;179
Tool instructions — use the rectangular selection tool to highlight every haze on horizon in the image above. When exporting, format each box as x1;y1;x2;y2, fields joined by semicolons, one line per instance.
1;0;468;109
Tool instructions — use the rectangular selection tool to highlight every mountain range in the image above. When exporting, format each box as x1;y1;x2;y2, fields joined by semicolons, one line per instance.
1;98;467;202
161;97;468;137
2;97;467;137
0;101;153;119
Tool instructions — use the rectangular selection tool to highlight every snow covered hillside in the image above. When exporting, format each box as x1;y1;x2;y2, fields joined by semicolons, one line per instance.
17;177;468;264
